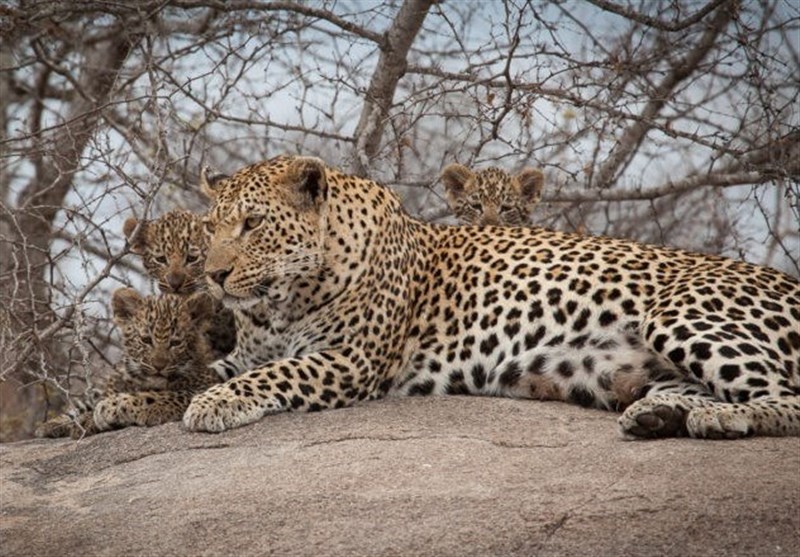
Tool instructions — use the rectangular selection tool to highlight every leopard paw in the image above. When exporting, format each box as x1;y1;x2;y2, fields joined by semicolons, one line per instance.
93;394;136;431
182;382;279;433
35;415;74;438
618;398;688;439
685;407;750;440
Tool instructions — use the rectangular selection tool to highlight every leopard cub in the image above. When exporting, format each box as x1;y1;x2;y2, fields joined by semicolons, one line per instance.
442;164;544;226
35;288;219;439
123;210;236;357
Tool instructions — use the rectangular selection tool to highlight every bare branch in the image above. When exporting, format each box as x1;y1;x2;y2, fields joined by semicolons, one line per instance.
585;0;731;32
590;2;735;189
551;171;779;203
352;0;436;175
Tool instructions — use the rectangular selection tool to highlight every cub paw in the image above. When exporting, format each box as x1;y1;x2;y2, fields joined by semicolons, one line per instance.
93;394;136;431
618;398;688;439
685;407;750;440
35;415;73;438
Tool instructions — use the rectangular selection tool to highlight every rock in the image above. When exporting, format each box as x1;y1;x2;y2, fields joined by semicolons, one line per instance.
1;396;798;557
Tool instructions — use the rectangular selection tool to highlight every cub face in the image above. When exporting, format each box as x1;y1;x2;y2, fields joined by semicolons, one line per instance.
111;288;213;388
442;164;544;226
123;210;209;295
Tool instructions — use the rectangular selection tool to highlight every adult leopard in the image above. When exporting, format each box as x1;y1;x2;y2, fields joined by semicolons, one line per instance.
183;156;800;439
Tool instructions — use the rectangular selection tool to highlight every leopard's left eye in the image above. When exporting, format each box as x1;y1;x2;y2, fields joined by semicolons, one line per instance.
169;338;182;348
243;215;264;232
202;219;215;235
186;252;200;264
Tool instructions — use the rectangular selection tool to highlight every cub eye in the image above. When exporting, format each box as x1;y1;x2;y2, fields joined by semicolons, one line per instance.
154;254;167;265
202;219;215;235
186;253;200;264
243;215;264;232
469;203;484;211
140;335;153;345
169;338;182;348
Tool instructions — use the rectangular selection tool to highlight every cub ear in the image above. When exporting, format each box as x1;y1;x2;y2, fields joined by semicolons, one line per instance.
122;217;147;254
184;292;213;322
200;166;230;200
441;164;474;200
516;168;544;205
286;157;328;210
112;288;143;322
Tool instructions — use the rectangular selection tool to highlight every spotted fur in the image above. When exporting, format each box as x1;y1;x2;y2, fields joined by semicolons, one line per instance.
123;210;236;358
442;164;544;226
182;156;800;440
36;289;220;438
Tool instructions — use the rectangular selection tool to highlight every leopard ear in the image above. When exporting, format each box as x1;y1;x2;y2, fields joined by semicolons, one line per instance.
441;164;474;200
516;168;544;205
200;166;230;200
185;292;213;322
286;157;328;210
112;288;143;323
123;217;147;254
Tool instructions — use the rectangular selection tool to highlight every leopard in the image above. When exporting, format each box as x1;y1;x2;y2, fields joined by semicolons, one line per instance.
181;155;800;440
442;164;544;226
35;288;219;438
123;209;237;358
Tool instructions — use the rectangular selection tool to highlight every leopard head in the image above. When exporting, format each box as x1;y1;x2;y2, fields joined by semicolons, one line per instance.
123;210;209;295
441;164;544;226
199;156;329;311
111;288;213;387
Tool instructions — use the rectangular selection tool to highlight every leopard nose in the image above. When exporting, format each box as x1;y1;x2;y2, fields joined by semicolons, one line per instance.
208;268;231;287
166;272;185;291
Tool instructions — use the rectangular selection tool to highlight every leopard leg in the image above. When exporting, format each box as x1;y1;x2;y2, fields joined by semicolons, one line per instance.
184;348;376;433
94;391;194;430
620;384;800;439
35;414;77;438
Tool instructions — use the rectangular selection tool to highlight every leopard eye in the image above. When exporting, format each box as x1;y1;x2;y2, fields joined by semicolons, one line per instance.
469;202;483;211
169;338;182;348
154;254;167;265
202;219;215;235
186;253;200;264
243;215;264;232
140;335;153;345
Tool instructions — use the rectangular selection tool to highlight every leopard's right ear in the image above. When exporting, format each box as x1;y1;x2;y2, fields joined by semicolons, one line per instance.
200;166;230;200
123;217;147;254
441;164;474;200
111;288;143;322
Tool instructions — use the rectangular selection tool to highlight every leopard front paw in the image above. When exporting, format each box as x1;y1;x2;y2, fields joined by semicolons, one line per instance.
93;394;136;431
182;382;278;433
35;415;74;438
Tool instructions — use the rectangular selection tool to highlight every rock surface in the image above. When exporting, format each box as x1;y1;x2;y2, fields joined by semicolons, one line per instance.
1;396;799;557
